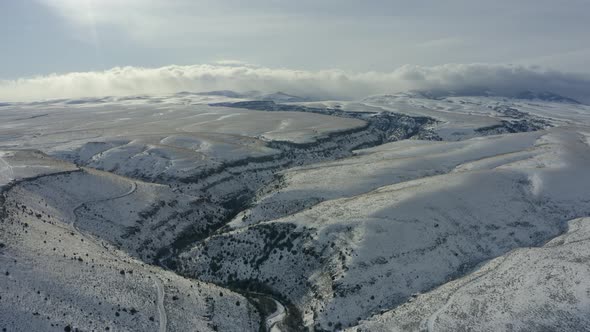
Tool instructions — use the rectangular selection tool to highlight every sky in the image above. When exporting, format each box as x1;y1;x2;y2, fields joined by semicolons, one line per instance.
1;0;589;101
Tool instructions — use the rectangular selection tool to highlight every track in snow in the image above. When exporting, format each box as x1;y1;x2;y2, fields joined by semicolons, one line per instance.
69;176;137;252
266;297;286;332
154;278;168;332
71;176;137;230
247;292;287;332
0;152;14;184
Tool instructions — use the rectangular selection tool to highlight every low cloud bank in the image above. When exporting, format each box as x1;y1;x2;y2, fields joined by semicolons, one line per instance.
1;63;589;103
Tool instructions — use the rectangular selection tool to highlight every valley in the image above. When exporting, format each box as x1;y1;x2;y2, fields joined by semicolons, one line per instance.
1;91;590;331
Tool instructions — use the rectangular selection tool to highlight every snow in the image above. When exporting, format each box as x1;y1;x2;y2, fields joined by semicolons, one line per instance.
2;91;590;331
350;217;590;332
0;151;14;185
266;298;286;332
230;132;544;226
187;127;590;330
0;150;79;188
0;163;260;332
0;96;363;182
362;93;590;140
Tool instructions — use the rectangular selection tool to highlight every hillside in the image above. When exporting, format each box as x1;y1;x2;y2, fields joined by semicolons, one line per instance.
2;91;590;331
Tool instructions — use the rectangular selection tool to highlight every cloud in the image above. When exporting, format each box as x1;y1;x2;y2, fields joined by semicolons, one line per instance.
0;63;589;103
25;1;590;74
213;60;258;67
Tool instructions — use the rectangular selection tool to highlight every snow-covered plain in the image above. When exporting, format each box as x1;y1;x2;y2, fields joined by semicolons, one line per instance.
0;93;364;182
2;90;590;331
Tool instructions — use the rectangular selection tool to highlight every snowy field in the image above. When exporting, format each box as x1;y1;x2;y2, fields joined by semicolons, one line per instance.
1;90;590;331
0;94;364;182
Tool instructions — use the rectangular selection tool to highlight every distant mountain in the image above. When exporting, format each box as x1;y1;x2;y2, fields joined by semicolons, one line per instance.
259;91;309;103
188;90;310;102
514;90;581;104
191;90;246;98
391;89;581;104
399;87;495;100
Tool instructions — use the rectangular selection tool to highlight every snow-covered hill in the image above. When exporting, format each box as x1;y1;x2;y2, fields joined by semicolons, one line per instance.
178;128;590;330
1;91;590;331
0;153;260;332
349;217;590;332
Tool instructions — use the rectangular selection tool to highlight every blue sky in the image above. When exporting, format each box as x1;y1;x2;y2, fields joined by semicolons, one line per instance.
0;1;589;101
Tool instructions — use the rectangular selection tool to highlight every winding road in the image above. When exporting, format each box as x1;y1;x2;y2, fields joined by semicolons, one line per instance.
154;278;168;332
69;175;137;252
246;292;287;332
71;175;137;230
65;172;168;332
265;297;286;332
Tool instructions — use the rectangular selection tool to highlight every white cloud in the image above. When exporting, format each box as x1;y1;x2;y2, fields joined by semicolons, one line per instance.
213;60;258;67
1;63;589;103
